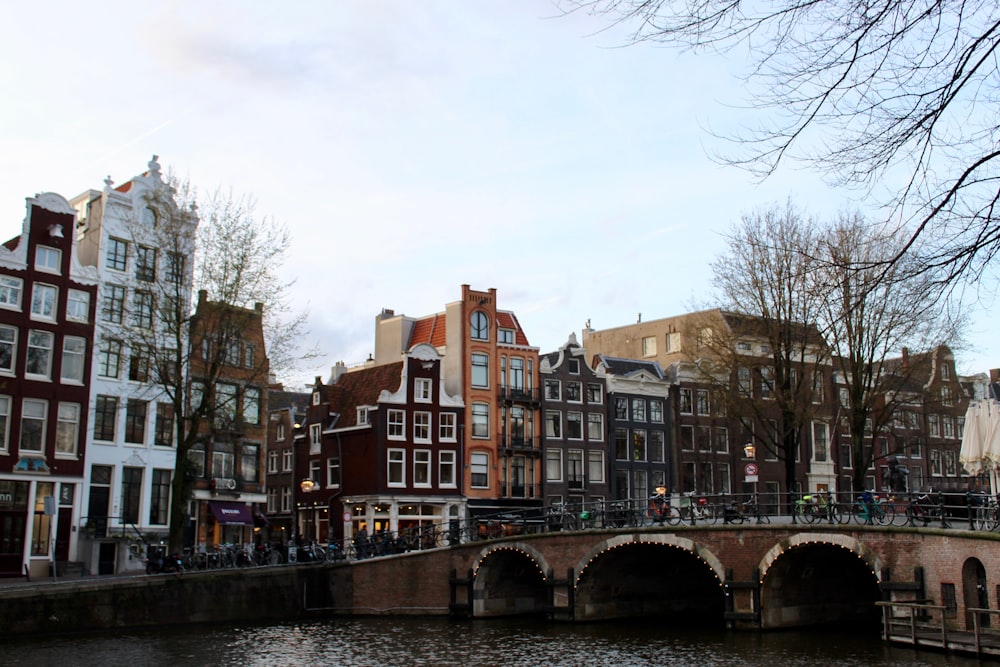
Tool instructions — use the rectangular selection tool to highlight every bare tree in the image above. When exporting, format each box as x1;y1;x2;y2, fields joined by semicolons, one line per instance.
816;212;965;492
694;202;830;501
565;0;1000;284
112;177;313;550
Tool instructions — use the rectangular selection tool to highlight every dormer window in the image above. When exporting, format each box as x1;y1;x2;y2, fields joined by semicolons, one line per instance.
357;407;370;424
312;391;320;406
415;378;432;403
499;328;514;344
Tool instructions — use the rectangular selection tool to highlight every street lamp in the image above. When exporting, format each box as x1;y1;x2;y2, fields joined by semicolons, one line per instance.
743;442;756;459
743;443;761;523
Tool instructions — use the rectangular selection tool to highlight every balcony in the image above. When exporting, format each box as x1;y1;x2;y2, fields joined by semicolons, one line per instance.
499;434;540;455
498;386;540;406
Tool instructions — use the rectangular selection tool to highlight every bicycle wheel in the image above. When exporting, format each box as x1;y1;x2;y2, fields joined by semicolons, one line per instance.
641;508;655;527
703;504;718;525
852;503;869;525
874;503;894;525
666;506;683;526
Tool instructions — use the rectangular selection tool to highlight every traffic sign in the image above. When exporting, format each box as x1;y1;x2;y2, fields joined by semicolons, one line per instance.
342;512;352;523
745;463;758;476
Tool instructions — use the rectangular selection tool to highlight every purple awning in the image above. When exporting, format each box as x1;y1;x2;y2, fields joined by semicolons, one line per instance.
209;501;254;526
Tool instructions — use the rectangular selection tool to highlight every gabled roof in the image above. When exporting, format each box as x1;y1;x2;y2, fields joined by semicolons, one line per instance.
593;354;666;380
410;313;447;348
327;361;405;428
497;311;531;346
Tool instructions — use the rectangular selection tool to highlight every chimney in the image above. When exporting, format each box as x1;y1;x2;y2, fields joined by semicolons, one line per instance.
990;369;1000;384
901;347;909;370
330;361;349;384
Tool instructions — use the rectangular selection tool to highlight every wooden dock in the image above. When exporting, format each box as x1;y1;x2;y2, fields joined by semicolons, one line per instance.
877;601;1000;659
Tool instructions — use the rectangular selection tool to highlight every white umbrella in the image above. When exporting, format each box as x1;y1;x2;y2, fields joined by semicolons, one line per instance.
981;401;1000;495
960;401;984;476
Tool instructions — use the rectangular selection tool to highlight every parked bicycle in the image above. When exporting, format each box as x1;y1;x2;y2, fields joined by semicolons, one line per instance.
969;493;996;531
854;491;894;525
645;492;681;526
681;494;718;525
795;492;832;524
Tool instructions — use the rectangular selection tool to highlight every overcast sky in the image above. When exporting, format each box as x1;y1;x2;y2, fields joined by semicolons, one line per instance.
2;2;996;388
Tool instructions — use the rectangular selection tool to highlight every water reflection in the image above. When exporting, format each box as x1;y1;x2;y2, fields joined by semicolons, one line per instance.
3;617;981;666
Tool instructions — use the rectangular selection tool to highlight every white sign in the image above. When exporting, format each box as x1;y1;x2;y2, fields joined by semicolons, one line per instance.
745;474;759;483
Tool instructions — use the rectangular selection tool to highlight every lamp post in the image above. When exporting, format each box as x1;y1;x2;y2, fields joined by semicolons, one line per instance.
743;443;761;523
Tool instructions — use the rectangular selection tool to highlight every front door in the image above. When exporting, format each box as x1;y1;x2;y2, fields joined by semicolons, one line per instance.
0;512;26;577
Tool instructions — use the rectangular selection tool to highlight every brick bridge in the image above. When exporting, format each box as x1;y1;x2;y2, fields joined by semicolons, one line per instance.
322;523;1000;630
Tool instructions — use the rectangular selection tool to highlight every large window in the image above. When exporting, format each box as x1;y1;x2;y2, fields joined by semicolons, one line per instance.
66;289;90;323
470;452;489;488
631;398;646;421
215;383;237;425
61;336;86;383
471;403;489;438
55;402;80;455
633;430;647;461
470;311;489;340
388;449;405;487
121;467;142;524
212;443;235;478
128;346;150;382
125;399;147;444
98;339;122;378
94;396;118;441
546;411;562;438
150;470;171;525
567;450;584;487
388;409;405;439
0;276;22;309
439;412;457;442
588;450;605;483
31;284;57;320
25;330;53;378
0;325;16;373
614;397;627;420
243;387;261;425
565;381;582;402
102;284;126;323
155;403;174;447
439;451;457;487
133;291;154;328
546;449;563;482
327;455;341;487
414;450;431;487
106;237;128;271
413;412;431;442
649;430;665;462
20;399;46;452
545;379;561;400
812;421;829;462
471;353;489;388
615;428;629;460
241;444;259;482
136;246;157;282
509;358;524;390
566;412;583;439
587;413;603;440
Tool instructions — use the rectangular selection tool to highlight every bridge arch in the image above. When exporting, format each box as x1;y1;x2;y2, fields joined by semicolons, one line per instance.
471;542;550;617
573;533;726;622
758;532;883;629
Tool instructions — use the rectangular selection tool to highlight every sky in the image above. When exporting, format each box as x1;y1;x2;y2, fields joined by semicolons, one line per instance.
2;1;996;388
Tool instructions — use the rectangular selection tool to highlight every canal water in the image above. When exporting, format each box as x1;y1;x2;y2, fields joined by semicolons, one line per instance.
1;617;983;666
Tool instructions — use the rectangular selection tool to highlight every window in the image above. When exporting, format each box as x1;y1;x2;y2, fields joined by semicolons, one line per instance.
812;421;829;462
60;336;85;383
470;311;489;340
941;364;951;381
244;344;255;369
642;336;656;356
588;450;605;483
215;383;238;426
440;412;457;441
509;358;524;390
55;402;80;456
439;451;457;487
566;412;583;439
31;284;57;320
545;379;561;400
165;252;185;285
142;206;157;226
415;377;432;402
812;371;824;403
121;467;142;524
738;367;752;395
471;403;489;438
414;450;431;487
680;425;694;451
282;449;293;472
243;387;260;425
388;449;405;486
414;411;431;442
941;386;952;406
568;358;580;374
150;470;170;525
66;289;90;322
25;329;53;378
633;429;647;461
649;399;663;423
944;450;957;476
155;403;174;447
650;430;665;462
102;284;126;323
942;583;957;618
0;276;22;309
546;449;563;481
587;413;603;440
128;345;150;382
133;291;154;328
326;456;340;488
665;332;681;352
546;411;562;438
309;423;321;454
470;452;489;488
499;328;514;344
388;409;405;439
586;383;602;404
929;414;940;437
715;427;729;453
696;390;710;415
308;459;320;486
718;463;731;494
930;449;942;476
567;450;584;487
136;246;156;282
94;396;117;441
631;398;646;422
565;381;582;402
0;396;9;452
35;246;61;273
125;399;147;444
0;325;16;373
760;366;775;399
943;417;954;439
20;399;46;452
106;238;128;271
737;341;752;352
471;353;489;388
98;339;122;378
615;428;629;460
240;444;259;482
212;442;235;479
614;398;627;420
679;389;693;414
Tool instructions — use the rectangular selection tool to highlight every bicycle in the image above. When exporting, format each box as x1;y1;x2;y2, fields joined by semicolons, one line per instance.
681;495;718;525
853;491;894;525
644;494;682;526
794;493;831;524
969;494;997;531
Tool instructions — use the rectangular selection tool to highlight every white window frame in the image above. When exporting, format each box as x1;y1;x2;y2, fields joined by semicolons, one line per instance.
470;451;489;488
66;289;90;323
19;398;47;453
0;276;22;310
415;377;432;403
471;403;489;439
388;448;406;487
282;449;293;472
546;449;563;482
388;409;405;440
413;449;431;487
413;411;432;443
471;353;489;388
55;402;80;457
439;412;457;442
0;395;10;453
30;283;57;321
61;336;86;384
309;423;322;455
25;329;54;379
35;246;61;273
566;412;583;440
439;450;457;488
588;450;605;483
0;324;16;374
586;413;603;441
